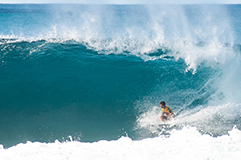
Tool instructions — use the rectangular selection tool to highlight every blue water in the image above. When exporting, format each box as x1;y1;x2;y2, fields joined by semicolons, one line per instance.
0;4;241;149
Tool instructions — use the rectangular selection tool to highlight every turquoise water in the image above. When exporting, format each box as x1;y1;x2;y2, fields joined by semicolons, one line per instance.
0;4;241;150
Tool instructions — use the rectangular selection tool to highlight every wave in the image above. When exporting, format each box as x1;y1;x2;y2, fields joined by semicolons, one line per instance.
0;126;240;159
1;37;240;72
1;4;241;149
0;4;239;72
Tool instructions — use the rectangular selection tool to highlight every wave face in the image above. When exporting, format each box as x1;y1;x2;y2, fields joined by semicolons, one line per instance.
0;4;241;158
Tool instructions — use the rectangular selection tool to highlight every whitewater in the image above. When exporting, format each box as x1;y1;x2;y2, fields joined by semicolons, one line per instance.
1;126;241;160
0;4;241;159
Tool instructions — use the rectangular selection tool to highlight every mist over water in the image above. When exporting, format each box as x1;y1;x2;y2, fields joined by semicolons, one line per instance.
0;4;241;158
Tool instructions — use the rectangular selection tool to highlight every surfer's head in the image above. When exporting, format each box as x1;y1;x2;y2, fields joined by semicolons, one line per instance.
160;101;165;108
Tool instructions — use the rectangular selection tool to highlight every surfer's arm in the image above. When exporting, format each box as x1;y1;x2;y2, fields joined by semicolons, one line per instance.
167;110;175;117
168;108;174;115
165;109;174;117
162;112;169;117
165;112;171;117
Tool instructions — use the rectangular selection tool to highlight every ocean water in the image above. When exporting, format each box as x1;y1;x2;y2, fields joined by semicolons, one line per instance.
0;4;241;159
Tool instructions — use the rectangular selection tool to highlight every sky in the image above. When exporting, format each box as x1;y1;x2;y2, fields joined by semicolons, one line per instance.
0;0;241;4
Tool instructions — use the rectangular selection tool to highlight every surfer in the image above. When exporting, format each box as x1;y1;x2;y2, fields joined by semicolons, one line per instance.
160;101;174;122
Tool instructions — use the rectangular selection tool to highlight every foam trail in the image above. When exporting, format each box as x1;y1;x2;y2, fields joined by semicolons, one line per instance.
0;127;241;160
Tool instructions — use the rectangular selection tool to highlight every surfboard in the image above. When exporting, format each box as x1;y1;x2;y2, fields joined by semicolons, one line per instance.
158;124;171;129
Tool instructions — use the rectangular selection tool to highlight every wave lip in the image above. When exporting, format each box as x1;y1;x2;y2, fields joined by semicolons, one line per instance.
1;37;239;72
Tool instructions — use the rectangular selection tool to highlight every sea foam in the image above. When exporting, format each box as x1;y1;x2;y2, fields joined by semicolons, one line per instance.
1;126;240;160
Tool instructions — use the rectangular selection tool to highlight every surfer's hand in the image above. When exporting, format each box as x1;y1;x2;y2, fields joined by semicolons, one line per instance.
165;113;171;117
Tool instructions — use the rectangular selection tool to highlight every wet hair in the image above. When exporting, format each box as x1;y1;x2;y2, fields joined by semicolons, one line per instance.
160;101;165;106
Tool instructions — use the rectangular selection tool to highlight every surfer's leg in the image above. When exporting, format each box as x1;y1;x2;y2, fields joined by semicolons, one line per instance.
160;115;167;122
